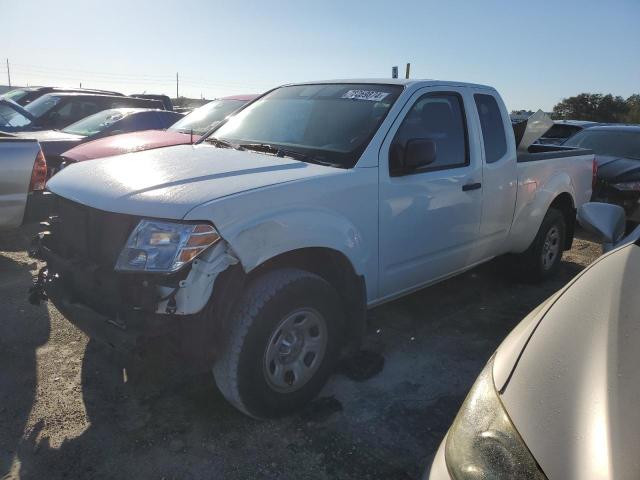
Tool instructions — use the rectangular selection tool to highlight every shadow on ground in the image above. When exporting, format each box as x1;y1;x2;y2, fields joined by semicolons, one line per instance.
0;253;51;477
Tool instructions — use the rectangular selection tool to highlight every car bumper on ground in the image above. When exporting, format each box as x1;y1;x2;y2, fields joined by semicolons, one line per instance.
426;434;451;480
45;271;173;351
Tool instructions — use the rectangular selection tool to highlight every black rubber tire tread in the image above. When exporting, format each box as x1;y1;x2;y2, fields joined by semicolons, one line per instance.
514;208;566;282
212;268;344;418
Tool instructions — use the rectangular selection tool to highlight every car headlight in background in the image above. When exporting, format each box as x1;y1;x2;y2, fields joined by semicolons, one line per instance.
613;181;640;192
445;357;547;479
115;220;220;272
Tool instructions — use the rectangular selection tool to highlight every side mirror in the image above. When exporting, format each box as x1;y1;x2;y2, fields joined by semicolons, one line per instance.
404;139;437;170
577;202;626;251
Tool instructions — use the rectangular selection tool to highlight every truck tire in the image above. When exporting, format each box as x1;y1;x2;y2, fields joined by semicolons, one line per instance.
514;208;566;282
212;268;344;418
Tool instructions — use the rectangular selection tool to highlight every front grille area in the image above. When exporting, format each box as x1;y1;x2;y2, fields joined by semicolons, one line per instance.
49;195;139;268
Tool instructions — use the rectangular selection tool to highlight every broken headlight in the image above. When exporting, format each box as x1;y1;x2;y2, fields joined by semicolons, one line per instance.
445;357;547;479
115;220;220;273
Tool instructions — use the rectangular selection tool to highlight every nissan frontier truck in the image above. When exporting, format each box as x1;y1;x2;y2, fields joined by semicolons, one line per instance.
32;79;594;418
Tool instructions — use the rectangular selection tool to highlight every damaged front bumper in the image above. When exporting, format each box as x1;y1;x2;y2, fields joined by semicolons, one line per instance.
30;230;238;354
35;266;173;353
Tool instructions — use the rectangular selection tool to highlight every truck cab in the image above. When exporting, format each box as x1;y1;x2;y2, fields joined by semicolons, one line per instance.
34;79;594;418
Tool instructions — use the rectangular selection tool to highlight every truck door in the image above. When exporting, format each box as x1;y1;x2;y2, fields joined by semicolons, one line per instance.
378;88;483;299
471;92;517;259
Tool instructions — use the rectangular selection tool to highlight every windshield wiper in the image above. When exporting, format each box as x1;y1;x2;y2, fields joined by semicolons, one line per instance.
206;136;243;150
240;143;308;160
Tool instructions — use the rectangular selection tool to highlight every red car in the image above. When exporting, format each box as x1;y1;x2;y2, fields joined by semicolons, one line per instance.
60;94;258;163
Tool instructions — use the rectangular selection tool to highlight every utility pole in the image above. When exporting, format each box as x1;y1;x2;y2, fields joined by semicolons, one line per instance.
6;58;11;87
405;63;411;79
176;72;179;99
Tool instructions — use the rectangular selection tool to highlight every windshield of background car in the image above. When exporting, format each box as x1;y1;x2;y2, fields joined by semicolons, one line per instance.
209;84;404;168
0;103;32;128
564;130;640;160
170;99;247;135
24;95;62;118
61;108;134;136
542;124;582;139
2;89;29;104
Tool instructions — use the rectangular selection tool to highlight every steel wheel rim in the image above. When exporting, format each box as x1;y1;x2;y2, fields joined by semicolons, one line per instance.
263;308;328;393
542;225;561;270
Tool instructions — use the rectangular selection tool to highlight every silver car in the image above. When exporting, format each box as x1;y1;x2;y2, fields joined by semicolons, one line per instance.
428;202;640;479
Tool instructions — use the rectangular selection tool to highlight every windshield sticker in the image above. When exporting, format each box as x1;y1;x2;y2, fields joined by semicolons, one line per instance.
341;90;389;102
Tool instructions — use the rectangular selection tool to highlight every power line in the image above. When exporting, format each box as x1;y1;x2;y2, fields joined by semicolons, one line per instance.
11;62;175;81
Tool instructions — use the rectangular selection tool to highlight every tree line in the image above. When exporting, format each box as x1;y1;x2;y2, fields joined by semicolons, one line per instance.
551;93;640;123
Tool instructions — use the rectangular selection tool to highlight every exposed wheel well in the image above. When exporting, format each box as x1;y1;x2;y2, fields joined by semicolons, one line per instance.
549;192;576;250
249;248;367;351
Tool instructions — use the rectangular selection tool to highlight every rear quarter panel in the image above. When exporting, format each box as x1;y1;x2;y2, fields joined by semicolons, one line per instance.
0;139;40;229
508;152;593;252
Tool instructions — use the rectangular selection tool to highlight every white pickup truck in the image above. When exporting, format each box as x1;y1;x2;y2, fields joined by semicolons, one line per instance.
0;136;48;230
33;79;594;418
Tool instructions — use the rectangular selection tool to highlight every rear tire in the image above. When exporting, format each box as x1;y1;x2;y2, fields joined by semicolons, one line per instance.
212;268;344;418
513;208;566;282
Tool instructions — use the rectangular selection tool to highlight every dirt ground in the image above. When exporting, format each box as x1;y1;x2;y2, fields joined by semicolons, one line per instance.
0;226;601;480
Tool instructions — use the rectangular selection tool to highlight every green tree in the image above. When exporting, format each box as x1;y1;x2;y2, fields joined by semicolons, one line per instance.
626;94;640;123
552;93;628;122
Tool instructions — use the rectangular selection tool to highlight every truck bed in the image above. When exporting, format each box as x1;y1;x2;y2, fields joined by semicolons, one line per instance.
517;144;593;163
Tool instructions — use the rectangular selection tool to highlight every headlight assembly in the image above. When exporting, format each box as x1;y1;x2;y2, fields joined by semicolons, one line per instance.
115;220;220;273
445;357;547;479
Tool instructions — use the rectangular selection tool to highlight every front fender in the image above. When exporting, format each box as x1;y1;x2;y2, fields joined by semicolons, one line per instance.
509;172;576;253
213;206;370;277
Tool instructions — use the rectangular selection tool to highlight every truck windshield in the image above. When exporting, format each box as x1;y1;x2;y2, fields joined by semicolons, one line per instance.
170;99;247;135
208;84;403;168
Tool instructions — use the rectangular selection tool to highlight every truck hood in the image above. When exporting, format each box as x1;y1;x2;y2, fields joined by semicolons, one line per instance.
497;243;640;480
61;129;196;162
46;144;342;219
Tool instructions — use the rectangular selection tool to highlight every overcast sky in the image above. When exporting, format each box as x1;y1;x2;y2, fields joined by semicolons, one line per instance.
3;0;639;110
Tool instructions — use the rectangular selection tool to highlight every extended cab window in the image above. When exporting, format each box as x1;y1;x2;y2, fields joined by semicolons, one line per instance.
474;93;507;163
390;93;468;175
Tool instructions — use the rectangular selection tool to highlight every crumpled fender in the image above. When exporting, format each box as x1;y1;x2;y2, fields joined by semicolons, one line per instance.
216;206;368;275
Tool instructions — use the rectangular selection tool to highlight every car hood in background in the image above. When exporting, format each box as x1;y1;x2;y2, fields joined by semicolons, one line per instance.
61;129;196;162
15;129;85;142
46;144;343;219
595;155;640;182
497;243;640;480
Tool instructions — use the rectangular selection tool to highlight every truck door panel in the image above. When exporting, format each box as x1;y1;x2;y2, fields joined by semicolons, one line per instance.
378;88;483;298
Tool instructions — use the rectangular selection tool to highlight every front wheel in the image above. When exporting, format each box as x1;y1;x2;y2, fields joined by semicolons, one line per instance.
213;268;344;418
513;208;566;282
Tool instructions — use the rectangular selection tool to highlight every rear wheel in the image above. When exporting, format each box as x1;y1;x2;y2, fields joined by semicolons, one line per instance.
514;208;566;282
212;268;344;418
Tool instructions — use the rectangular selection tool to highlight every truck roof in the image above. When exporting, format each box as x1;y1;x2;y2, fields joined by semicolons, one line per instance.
287;78;496;91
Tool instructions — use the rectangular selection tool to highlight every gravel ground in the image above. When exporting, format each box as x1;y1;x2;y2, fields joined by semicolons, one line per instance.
0;226;601;480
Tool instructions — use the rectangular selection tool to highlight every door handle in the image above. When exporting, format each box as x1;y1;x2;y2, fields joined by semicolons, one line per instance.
462;182;482;191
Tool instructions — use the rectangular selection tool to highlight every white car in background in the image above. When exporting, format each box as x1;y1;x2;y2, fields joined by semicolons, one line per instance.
428;202;640;480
